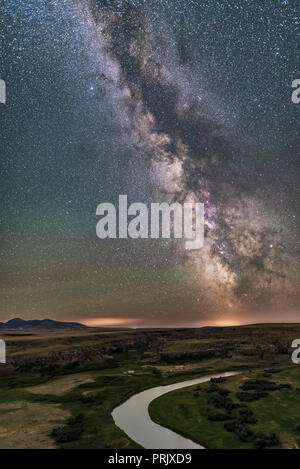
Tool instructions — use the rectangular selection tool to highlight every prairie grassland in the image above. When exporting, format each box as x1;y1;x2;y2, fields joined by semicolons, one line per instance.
0;324;299;448
149;367;300;449
0;401;70;449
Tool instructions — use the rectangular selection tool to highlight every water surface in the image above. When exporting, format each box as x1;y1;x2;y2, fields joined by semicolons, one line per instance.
112;371;239;449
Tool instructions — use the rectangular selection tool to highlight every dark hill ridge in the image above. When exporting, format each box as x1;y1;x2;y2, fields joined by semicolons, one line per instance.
0;318;87;330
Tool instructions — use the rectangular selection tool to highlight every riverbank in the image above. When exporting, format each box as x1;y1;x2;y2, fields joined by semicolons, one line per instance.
112;372;239;449
149;367;300;449
0;361;241;448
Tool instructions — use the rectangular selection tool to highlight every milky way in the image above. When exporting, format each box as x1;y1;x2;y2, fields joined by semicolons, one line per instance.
0;0;299;326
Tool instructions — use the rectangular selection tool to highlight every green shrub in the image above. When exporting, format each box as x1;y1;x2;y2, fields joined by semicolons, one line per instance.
279;383;292;389
211;377;227;384
205;383;229;396
254;432;280;449
237;408;258;424
240;379;279;391
51;425;83;443
224;421;253;442
236;391;269;402
80;393;98;404
211;394;239;411
50;413;84;443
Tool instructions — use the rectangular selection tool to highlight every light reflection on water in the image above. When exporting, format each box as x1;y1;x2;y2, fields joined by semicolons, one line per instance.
112;371;239;449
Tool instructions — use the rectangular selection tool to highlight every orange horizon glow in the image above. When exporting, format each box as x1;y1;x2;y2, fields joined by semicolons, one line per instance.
80;316;300;329
204;318;245;327
81;317;142;327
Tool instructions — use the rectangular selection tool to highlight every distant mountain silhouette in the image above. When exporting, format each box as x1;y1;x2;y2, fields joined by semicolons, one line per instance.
0;318;88;331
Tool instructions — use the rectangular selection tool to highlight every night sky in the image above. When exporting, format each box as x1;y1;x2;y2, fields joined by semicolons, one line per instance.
0;0;299;327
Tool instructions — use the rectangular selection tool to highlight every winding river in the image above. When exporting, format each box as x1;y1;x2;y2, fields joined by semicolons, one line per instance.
111;371;239;449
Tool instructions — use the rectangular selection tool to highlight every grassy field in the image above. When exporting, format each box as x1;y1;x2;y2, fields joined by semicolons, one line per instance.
0;362;219;449
0;324;299;448
149;366;300;449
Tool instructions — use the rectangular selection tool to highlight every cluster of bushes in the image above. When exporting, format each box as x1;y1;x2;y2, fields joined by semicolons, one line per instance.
204;381;239;411
236;390;269;402
237;407;258;424
206;389;280;448
199;376;284;448
254;432;280;449
205;383;219;393
206;383;229;395
236;378;291;402
224;420;254;442
51;413;84;443
240;379;278;391
240;379;291;392
210;377;227;384
80;393;99;405
223;409;279;448
223;408;257;441
201;375;284;448
224;420;280;448
211;393;239;411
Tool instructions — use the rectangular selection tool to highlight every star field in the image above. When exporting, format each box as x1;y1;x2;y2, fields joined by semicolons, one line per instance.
0;0;299;326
